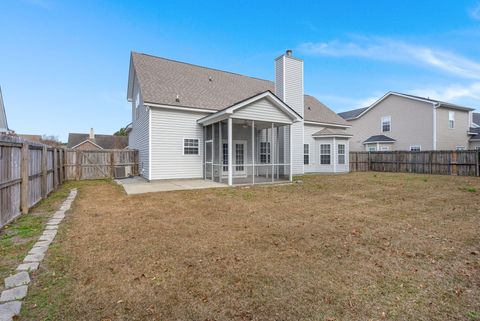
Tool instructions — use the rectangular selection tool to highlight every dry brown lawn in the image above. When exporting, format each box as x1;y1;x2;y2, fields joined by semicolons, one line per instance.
21;173;480;321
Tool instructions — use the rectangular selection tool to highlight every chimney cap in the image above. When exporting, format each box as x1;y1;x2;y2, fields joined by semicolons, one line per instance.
286;49;293;56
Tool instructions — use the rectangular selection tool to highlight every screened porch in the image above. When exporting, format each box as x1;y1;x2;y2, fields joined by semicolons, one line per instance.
203;119;292;185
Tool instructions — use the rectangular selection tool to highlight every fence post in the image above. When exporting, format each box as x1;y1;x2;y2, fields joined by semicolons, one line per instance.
429;151;433;174
110;151;115;178
53;148;58;189
76;150;81;181
367;152;371;171
451;151;457;176
59;149;64;184
476;150;479;177
20;143;29;214
41;146;48;199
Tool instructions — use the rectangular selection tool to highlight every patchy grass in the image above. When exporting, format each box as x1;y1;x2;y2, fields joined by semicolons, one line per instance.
0;184;72;283
20;173;480;321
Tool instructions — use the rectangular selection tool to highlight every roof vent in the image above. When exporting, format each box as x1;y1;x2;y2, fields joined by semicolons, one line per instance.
175;95;180;102
286;49;293;56
307;106;311;110
208;76;213;82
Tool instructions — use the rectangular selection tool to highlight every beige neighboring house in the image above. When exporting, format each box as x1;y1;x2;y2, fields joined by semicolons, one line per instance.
470;113;480;149
338;92;478;151
67;128;129;150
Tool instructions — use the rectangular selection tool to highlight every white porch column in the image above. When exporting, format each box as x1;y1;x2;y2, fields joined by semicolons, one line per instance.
271;123;274;183
333;137;337;173
252;120;255;185
289;124;293;181
228;117;233;186
203;126;206;179
219;122;222;184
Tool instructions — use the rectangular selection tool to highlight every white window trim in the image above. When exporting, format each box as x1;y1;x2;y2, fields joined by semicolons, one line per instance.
410;145;421;152
304;143;310;165
381;115;391;132
337;143;346;165
456;146;465;151
448;111;455;129
320;143;331;165
183;138;200;156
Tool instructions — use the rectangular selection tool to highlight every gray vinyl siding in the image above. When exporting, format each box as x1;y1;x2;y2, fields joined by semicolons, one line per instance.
435;107;470;150
128;76;150;179
346;95;434;151
304;124;324;173
304;124;349;173
232;98;293;124
150;108;208;180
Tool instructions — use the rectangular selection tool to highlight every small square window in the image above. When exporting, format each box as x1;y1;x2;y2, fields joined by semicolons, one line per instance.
410;145;421;152
183;139;199;155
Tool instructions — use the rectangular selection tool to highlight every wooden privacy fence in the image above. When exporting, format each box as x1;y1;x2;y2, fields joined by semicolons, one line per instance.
64;149;138;180
0;136;138;228
350;150;480;176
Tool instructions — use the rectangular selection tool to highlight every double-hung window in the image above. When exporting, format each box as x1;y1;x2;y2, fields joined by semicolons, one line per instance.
448;111;455;129
304;144;309;165
320;144;331;165
183;139;199;155
337;144;346;165
381;116;391;132
260;142;271;164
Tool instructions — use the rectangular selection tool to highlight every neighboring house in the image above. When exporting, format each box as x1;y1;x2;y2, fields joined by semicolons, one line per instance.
17;134;42;142
67;128;128;150
338;92;477;151
127;50;351;185
0;86;11;134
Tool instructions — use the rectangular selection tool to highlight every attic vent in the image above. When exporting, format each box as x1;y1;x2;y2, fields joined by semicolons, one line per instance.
208;76;213;82
175;95;180;102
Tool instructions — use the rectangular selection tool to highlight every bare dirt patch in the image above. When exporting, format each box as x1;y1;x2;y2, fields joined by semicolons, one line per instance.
21;173;480;321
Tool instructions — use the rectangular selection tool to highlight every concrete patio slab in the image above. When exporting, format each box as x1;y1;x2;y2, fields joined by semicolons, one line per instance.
116;177;226;195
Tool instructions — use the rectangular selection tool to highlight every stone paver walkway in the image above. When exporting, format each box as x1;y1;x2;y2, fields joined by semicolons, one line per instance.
0;188;77;321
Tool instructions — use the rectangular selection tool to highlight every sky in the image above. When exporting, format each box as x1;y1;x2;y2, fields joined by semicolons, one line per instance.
1;0;480;142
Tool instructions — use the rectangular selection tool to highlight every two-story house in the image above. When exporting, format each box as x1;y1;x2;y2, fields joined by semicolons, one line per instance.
338;92;478;151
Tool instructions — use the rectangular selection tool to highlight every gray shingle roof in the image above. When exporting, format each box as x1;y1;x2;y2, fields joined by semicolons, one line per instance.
363;135;396;143
311;127;352;137
67;133;128;149
338;107;368;120
473;113;480;126
131;52;348;126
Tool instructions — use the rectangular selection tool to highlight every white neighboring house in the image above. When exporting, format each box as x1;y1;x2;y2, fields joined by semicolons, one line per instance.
127;50;351;185
338;92;478;151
